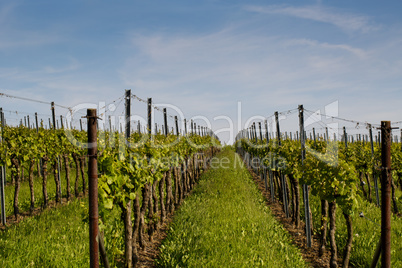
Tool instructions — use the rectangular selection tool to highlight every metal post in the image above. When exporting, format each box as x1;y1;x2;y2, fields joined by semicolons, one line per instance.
163;108;168;136
60;115;64;129
378;131;381;145
380;121;391;268
264;120;269;142
51;102;56;130
343;127;348;148
125;90;131;138
175;116;179;136
299;105;311;247
268;169;275;202
253;123;257;142
147;98;152;136
35;113;39;133
313;128;316;146
275;112;281;146
274;111;288;217
87;109;99;268
51;102;62;201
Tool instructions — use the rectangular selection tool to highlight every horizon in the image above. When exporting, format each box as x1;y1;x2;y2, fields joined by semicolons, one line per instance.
1;1;402;144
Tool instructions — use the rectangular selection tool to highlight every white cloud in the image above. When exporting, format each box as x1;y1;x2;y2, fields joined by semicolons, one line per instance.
245;5;378;33
285;39;368;59
116;21;402;144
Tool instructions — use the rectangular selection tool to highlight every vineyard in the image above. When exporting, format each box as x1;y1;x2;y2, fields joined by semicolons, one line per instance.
0;91;221;267
235;106;402;267
0;94;400;268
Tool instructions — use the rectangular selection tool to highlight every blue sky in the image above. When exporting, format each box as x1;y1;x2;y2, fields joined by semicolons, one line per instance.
1;0;402;143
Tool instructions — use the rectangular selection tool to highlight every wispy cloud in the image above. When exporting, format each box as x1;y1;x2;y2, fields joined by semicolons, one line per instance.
285;39;368;58
245;5;378;33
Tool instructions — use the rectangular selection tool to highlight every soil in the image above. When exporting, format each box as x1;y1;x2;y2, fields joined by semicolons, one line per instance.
135;212;175;268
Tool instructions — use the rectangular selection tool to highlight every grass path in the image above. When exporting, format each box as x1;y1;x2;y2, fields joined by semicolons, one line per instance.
157;148;308;267
0;198;89;267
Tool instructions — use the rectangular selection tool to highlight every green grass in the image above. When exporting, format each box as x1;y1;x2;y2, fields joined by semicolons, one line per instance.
304;192;402;267
157;148;308;268
0;198;90;267
3;163;87;217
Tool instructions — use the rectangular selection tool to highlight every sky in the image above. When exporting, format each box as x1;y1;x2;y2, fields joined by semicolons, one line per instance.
1;0;402;144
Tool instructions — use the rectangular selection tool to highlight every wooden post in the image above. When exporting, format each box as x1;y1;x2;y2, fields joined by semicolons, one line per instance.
343;127;348;149
264;120;269;143
380;121;391;268
147;98;152;136
60;115;64;129
275;111;288;218
125;90;131;138
163;108;168;136
175;116;179;136
299;105;311;247
51;102;62;202
35;113;39;133
51;102;56;130
275;112;281;146
313;128;316;146
87;109;99;268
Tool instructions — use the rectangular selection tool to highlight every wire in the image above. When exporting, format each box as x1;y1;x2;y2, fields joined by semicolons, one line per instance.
131;93;199;127
304;108;381;128
0;92;72;111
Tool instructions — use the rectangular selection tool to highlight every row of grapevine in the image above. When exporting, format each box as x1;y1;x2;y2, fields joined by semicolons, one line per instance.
94;128;220;267
0;125;87;219
0;94;221;268
235;106;399;268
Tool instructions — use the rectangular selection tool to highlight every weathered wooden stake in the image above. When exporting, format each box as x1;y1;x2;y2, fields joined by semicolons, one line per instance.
380;121;391;268
87;109;99;268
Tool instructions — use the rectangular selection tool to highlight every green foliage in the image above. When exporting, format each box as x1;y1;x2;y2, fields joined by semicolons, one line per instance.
97;131;220;256
239;138;359;215
0;198;90;267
